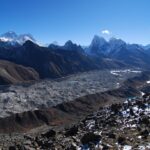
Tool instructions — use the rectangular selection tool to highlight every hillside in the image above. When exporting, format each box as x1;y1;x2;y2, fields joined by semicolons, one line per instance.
0;60;39;85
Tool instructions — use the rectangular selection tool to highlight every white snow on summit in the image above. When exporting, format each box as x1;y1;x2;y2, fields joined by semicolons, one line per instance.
0;31;37;45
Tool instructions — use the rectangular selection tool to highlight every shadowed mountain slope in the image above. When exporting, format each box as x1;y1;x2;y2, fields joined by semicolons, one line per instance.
0;41;126;79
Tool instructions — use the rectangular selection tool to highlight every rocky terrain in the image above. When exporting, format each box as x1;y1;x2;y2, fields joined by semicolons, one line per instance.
0;60;39;85
0;21;150;150
0;92;149;150
0;69;141;118
0;69;149;149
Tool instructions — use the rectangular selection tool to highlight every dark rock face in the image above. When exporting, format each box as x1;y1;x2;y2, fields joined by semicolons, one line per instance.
41;129;56;138
117;136;126;145
108;132;116;139
65;125;78;136
140;129;149;138
81;132;101;145
88;35;109;55
139;116;149;125
110;103;122;114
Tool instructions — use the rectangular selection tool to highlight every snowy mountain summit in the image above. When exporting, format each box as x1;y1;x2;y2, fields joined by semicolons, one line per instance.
0;31;36;46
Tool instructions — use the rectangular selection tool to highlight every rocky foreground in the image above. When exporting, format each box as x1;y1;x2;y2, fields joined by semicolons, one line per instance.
1;93;149;150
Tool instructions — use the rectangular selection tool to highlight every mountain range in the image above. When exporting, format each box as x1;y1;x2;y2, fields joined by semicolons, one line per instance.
0;31;36;47
0;31;150;84
87;35;150;68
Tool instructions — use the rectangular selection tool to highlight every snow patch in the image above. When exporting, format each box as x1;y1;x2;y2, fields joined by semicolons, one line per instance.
146;81;150;84
123;145;132;150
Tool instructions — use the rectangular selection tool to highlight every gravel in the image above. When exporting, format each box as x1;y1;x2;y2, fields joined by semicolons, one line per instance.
0;69;141;117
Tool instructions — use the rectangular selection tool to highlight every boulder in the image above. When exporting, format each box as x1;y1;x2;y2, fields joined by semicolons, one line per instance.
81;132;101;145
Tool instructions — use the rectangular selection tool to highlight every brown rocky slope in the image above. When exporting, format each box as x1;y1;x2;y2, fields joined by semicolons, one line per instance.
0;60;39;85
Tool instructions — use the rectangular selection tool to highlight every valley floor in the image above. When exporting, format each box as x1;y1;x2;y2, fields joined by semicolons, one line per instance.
0;69;141;118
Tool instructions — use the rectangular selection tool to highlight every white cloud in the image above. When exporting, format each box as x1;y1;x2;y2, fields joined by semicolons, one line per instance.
101;30;111;35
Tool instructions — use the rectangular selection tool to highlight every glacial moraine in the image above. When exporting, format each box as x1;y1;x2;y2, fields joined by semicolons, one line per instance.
0;69;141;117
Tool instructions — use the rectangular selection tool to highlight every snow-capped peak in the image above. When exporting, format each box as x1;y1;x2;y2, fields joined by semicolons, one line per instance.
0;32;37;46
17;34;36;45
1;31;18;40
0;37;12;42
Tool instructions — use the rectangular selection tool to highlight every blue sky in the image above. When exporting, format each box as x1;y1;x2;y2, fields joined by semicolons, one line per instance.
0;0;150;45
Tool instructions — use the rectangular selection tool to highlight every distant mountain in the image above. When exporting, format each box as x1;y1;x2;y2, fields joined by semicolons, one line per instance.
109;44;150;68
87;35;150;69
0;31;37;47
87;35;109;55
63;40;84;52
0;32;150;80
0;40;126;79
87;35;126;55
0;41;98;78
49;40;84;53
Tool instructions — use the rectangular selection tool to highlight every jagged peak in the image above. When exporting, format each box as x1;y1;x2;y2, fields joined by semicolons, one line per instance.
92;35;107;45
